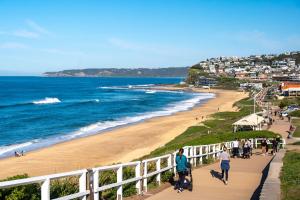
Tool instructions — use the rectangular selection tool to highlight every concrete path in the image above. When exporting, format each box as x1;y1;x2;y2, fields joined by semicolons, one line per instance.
269;116;300;151
147;154;272;200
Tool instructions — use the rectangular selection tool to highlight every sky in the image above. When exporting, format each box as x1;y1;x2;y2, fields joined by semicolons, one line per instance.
0;0;300;75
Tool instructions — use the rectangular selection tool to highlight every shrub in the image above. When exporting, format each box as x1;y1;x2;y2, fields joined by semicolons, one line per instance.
50;177;79;199
161;171;174;183
0;174;40;200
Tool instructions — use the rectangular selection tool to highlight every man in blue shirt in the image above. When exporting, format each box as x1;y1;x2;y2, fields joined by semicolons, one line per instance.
176;148;189;193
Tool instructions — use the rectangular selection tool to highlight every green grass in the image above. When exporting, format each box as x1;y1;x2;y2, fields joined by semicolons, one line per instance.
277;97;300;109
291;118;300;137
141;97;278;159
292;141;300;145
289;110;300;117
280;151;300;200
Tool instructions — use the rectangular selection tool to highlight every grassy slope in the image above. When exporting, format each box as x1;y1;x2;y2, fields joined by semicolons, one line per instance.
142;97;277;159
280;151;300;200
291;118;300;137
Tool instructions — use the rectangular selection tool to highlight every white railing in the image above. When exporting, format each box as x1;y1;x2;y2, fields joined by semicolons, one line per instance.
0;138;285;200
0;169;88;200
142;154;172;192
92;161;141;200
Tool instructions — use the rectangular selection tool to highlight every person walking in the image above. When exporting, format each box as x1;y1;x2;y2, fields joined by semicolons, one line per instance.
276;136;281;152
261;139;267;156
219;146;230;185
176;148;188;193
271;139;277;155
232;138;239;158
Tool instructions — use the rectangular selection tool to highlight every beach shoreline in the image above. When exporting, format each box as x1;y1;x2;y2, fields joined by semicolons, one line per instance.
0;87;247;179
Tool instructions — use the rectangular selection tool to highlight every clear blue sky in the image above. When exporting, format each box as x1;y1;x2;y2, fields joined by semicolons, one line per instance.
0;0;300;75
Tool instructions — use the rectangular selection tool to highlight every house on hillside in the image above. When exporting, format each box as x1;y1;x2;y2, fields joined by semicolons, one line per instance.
280;82;300;96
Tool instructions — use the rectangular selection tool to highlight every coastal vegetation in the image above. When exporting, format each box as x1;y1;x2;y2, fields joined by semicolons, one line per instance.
144;97;277;158
277;97;300;109
185;66;243;90
280;150;300;200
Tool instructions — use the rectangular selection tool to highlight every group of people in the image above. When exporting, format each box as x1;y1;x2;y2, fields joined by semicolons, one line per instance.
261;137;281;156
175;137;282;193
14;150;24;157
232;138;252;159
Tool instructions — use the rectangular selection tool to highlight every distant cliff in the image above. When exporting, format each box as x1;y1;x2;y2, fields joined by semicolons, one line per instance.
44;67;189;77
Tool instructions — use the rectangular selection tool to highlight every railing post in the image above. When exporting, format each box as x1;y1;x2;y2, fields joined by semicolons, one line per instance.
156;158;161;185
212;145;216;159
143;161;148;192
199;146;203;165
193;147;197;167
93;170;99;200
208;145;211;159
255;138;258;149
41;178;50;200
117;166;123;200
167;154;172;172
135;162;141;195
88;169;94;200
217;143;221;157
79;171;87;200
173;153;177;175
189;147;194;166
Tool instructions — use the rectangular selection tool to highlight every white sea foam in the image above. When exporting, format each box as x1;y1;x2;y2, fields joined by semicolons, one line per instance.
33;97;61;105
0;92;215;158
145;90;156;94
0;142;33;156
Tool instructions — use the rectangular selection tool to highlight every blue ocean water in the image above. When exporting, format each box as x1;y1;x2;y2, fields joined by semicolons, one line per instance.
0;77;214;158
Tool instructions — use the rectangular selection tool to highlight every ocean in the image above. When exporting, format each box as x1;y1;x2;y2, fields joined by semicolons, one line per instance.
0;77;214;158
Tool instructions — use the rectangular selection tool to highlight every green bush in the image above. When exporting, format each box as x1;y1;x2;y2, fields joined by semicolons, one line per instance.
161;171;174;183
202;156;215;165
50;177;79;199
0;175;83;200
0;174;40;200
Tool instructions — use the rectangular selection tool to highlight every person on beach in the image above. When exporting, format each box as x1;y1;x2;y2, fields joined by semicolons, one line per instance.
219;146;230;185
232;138;239;158
176;148;188;193
261;139;267;156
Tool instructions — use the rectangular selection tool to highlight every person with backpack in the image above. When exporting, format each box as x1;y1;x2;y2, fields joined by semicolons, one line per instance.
176;148;189;193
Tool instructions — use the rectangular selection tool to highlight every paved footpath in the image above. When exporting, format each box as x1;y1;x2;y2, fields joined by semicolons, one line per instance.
147;154;272;200
269;116;300;150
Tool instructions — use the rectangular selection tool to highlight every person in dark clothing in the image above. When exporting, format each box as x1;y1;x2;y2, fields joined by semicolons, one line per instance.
261;139;268;156
271;139;277;155
176;148;188;193
276;136;281;152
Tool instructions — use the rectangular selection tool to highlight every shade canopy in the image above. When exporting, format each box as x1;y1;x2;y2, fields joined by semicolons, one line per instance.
233;113;264;126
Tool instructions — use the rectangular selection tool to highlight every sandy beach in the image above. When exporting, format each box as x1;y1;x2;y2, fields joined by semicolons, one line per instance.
0;88;247;179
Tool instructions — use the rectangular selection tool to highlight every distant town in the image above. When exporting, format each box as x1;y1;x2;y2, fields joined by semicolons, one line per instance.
189;50;300;82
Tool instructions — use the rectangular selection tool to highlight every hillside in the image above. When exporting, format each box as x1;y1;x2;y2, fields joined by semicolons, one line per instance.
44;67;189;77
